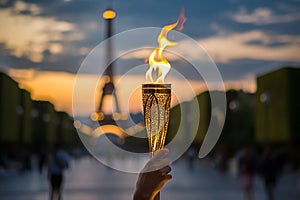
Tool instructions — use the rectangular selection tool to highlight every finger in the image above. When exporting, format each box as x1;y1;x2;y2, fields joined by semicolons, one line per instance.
159;174;172;187
150;158;170;170
160;165;171;175
143;149;170;172
164;174;172;181
147;158;170;171
153;148;169;160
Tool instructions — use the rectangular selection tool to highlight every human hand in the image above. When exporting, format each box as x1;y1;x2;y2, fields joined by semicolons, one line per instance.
133;149;172;200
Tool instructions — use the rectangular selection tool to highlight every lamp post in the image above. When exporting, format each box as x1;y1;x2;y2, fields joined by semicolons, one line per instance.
229;100;239;112
228;99;241;147
260;92;271;143
16;105;24;146
30;109;39;118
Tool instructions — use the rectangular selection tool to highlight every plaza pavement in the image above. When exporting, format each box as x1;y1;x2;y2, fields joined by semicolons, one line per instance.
0;156;299;200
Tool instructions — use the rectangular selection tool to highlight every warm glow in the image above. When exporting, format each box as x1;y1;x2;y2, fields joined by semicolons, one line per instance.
146;9;187;83
7;69;255;116
92;125;125;138
90;112;103;121
73;120;82;129
103;9;116;19
102;95;115;114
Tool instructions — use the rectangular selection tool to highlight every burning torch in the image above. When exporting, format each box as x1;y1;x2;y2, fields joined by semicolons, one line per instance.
142;9;186;200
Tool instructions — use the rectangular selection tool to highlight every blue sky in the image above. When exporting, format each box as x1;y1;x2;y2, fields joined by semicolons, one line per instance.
0;0;300;114
1;0;300;77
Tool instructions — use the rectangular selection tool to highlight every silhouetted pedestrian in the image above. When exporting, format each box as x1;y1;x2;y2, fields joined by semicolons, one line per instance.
47;143;70;200
38;151;46;175
21;152;32;172
238;147;256;200
186;147;197;170
258;147;280;200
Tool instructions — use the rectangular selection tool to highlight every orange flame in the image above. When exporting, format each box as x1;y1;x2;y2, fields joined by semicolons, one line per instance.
146;8;187;83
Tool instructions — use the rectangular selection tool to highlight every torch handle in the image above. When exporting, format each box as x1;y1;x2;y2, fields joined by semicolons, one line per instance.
154;193;160;200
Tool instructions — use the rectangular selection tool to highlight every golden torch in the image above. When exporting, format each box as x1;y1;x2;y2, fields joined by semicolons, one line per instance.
142;9;186;200
143;83;171;157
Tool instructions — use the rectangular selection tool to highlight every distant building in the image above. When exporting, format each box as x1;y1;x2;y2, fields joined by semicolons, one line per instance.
31;100;57;147
56;111;77;146
19;89;33;145
256;67;300;144
223;90;255;148
0;72;21;145
0;72;79;153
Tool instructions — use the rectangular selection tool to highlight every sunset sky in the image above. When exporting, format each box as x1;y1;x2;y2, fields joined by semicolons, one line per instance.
1;0;300;115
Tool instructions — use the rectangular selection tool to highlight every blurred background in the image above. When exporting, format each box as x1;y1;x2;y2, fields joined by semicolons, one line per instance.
0;0;300;199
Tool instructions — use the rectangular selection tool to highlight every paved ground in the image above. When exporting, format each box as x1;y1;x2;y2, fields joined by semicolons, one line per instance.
0;156;299;200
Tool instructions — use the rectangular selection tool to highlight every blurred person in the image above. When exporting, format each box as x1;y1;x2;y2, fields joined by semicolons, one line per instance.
214;147;229;173
238;147;256;200
186;147;197;171
133;149;172;200
47;143;70;200
298;168;300;191
38;151;46;175
0;153;9;176
21;151;32;172
258;147;280;200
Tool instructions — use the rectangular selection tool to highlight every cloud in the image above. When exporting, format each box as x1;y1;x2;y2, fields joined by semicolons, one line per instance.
118;29;300;64
199;30;300;63
231;7;300;25
0;1;84;63
13;0;42;15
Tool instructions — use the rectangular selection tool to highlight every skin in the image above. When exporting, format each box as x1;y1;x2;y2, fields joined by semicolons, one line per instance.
133;149;172;200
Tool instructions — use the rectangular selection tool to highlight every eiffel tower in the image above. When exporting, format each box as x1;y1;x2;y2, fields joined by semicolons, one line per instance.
92;8;126;133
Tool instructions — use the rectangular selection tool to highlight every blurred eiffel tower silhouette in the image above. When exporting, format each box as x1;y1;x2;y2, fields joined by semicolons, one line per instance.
85;2;147;140
90;6;128;137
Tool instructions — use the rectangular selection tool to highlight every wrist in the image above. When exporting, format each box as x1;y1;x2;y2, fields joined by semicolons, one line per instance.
133;190;151;200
